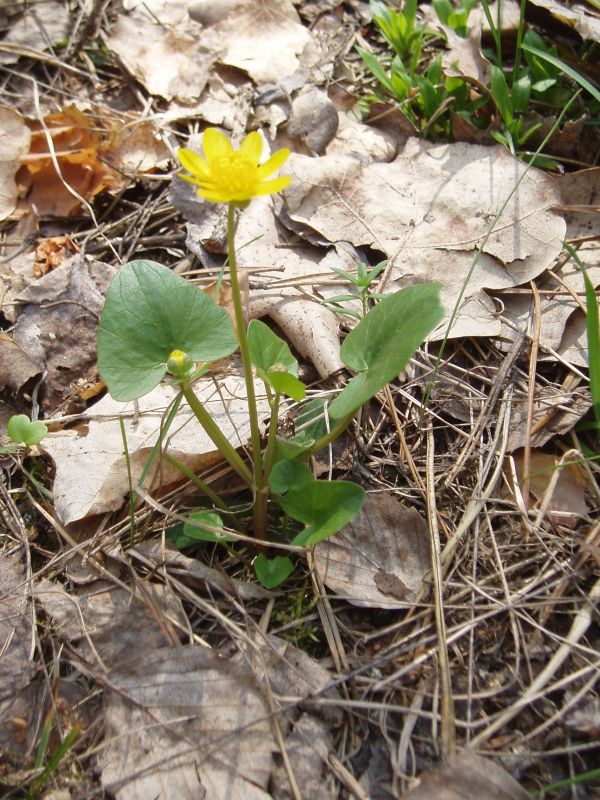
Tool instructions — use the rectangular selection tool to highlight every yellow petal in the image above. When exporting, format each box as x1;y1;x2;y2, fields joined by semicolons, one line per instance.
256;147;290;179
239;131;263;163
202;128;232;161
178;148;210;179
253;175;291;196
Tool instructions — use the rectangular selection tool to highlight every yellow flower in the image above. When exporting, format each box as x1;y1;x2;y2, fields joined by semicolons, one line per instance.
177;128;291;204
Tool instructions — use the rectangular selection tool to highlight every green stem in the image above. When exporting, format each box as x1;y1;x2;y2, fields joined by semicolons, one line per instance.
180;382;253;486
263;392;281;482
163;452;229;512
307;412;355;457
227;202;267;540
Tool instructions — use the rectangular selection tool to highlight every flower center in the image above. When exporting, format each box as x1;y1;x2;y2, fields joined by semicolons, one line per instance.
215;153;257;193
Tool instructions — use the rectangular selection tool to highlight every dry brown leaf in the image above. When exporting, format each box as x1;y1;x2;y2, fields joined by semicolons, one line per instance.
43;372;270;525
132;540;273;601
511;449;589;528
0;550;38;760
282;140;565;339
35;578;185;669
107;14;216;102
506;385;592;452
286;87;339;154
13;255;116;412
101;644;275;800
314;494;430;609
33;235;79;276
271;714;336;800
0;332;42;393
0;551;35;703
0;1;70;65
104;121;171;175
528;0;600;41
0;106;31;221
326;113;398;162
18;105;127;217
398;752;530;799
195;0;321;83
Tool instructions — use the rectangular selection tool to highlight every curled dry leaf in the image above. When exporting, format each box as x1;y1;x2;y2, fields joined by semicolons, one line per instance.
101;644;275;800
43;373;270;525
314;494;430;609
0;106;31;221
528;0;600;41
18;105;127;217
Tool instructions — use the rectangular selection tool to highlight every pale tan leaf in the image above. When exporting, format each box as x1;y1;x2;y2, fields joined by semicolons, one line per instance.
282;140;565;339
35;578;185;669
0;106;30;221
314;494;430;609
107;15;216;102
0;551;35;703
195;0;321;83
398;753;530;799
101;644;275;800
0;1;70;65
271;714;336;800
42;372;270;525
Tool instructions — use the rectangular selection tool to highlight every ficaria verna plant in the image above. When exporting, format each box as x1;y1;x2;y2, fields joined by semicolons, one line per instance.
97;128;444;588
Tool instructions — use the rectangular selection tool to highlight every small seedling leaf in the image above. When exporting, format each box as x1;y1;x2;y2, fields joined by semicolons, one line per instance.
178;511;235;545
7;414;48;446
330;284;444;419
98;260;238;401
283;480;365;546
254;554;294;589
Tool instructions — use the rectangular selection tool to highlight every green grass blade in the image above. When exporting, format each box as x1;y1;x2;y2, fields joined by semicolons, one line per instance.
522;44;600;103
565;244;600;424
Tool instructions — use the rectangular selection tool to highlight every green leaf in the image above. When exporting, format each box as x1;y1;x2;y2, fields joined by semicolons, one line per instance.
247;319;298;376
7;415;48;446
97;260;238;401
178;511;235;545
269;459;313;494
329;284;444;419
247;320;305;400
267;371;306;401
254;554;294;589
282;480;365;546
512;74;532;114
489;65;514;126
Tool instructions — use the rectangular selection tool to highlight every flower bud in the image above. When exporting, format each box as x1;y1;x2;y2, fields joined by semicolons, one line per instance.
167;349;194;379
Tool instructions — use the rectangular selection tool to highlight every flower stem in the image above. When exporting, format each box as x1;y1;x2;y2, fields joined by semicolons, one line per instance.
227;202;267;540
179;382;253;486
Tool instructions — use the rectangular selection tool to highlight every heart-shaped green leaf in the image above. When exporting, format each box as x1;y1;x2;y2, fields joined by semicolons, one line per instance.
97;260;238;401
254;554;294;588
281;480;365;547
7;414;48;446
329;284;444;419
